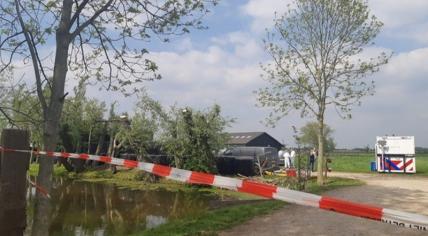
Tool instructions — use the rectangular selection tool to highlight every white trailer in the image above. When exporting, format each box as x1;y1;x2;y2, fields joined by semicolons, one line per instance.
375;136;416;173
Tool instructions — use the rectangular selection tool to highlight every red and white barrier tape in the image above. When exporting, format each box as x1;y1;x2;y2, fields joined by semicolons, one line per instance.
26;175;51;199
1;146;427;231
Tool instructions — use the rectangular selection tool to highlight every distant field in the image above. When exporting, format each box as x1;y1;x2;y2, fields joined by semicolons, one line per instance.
329;152;428;175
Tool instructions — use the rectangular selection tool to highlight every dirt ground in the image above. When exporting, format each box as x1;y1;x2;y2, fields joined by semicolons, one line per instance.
220;172;428;236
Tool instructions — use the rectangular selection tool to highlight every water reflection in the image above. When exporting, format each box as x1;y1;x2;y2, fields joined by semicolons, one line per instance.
25;178;217;235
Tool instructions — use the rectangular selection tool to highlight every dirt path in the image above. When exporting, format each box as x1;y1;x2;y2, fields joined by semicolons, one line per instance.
220;172;428;236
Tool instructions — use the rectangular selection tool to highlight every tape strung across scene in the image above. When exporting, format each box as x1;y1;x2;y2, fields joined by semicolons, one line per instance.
1;146;427;231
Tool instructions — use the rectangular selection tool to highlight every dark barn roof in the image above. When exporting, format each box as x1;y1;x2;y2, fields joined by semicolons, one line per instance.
227;132;283;150
228;132;264;145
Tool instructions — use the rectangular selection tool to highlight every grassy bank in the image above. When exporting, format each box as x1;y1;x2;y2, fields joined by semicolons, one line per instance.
136;200;285;236
137;177;362;236
329;152;428;175
305;176;363;194
29;164;363;235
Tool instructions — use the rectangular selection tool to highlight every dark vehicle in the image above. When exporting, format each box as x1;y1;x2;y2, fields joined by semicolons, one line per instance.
217;146;279;176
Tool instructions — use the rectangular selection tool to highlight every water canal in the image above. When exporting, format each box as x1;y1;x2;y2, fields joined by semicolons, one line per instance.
25;178;218;235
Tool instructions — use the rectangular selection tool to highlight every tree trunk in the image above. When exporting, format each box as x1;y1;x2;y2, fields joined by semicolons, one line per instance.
31;123;57;236
317;117;325;185
95;123;107;155
58;125;75;172
32;1;73;234
107;131;114;156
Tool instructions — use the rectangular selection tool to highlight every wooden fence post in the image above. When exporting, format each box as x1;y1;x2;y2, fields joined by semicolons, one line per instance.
0;129;30;236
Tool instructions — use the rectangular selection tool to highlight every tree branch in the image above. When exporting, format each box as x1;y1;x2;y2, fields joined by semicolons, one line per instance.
0;40;26;74
14;0;48;113
91;22;113;89
0;31;23;48
69;0;90;29
69;0;114;40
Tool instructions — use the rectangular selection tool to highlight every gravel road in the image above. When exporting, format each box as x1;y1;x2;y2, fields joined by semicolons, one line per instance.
220;172;428;236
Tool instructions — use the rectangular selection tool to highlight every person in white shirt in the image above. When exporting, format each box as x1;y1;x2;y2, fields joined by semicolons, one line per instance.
289;150;295;167
283;151;290;168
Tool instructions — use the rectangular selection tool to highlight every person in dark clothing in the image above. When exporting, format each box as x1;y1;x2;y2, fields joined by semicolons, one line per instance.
309;148;316;172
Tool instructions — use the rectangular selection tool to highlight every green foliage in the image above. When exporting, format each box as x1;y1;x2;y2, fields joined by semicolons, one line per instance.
0;0;219;96
60;82;106;152
0;118;6;131
256;0;389;184
257;0;390;124
29;164;68;177
298;122;335;152
116;113;157;155
113;95;162;157
0;76;44;145
162;104;232;173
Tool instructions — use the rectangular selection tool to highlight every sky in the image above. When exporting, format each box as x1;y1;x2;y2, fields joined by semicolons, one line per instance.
9;0;428;148
98;0;428;148
125;0;427;148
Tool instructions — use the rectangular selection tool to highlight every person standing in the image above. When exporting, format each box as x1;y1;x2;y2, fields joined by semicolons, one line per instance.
289;150;295;168
309;148;316;172
283;151;290;168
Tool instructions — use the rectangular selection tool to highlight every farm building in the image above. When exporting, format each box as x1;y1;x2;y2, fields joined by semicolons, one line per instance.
217;132;283;176
227;132;283;150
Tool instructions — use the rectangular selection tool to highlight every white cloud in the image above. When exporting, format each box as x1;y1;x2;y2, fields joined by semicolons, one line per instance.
329;47;428;147
175;37;194;52
382;48;428;80
369;0;428;29
241;0;428;31
241;0;292;33
146;33;428;147
388;22;428;45
8;1;428;148
368;0;428;45
133;2;428;147
241;0;428;45
147;32;265;107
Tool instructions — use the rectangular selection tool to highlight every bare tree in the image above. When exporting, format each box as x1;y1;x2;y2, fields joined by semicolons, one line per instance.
257;0;390;185
0;0;218;234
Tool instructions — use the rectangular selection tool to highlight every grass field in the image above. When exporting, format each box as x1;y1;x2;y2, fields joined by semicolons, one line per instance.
329;152;428;175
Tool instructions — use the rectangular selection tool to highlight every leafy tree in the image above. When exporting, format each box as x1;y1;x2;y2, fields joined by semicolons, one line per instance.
60;81;106;171
256;0;389;184
61;81;88;153
297;122;335;153
0;1;218;231
112;96;161;159
82;100;107;151
1;83;44;146
162;105;231;173
105;103;129;158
